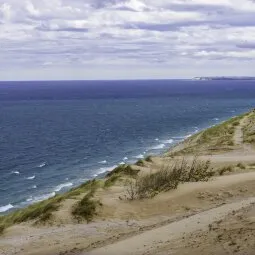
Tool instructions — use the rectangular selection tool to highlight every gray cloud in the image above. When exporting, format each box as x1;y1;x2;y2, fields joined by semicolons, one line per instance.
0;0;255;79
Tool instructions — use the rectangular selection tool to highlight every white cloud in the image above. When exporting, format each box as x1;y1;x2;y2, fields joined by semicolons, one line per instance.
0;0;255;80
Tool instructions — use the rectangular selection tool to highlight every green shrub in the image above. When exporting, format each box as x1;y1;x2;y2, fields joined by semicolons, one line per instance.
145;156;153;162
72;190;99;223
135;160;145;167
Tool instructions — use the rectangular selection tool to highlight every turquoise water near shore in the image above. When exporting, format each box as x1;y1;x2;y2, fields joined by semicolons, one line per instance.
0;80;255;213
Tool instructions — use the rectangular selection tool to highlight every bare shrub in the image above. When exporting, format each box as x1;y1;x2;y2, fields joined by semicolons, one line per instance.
125;157;213;200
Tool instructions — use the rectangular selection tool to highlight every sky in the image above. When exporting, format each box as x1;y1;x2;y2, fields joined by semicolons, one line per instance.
0;0;255;80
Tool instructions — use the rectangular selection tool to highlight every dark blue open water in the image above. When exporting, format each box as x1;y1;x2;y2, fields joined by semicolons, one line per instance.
0;80;255;213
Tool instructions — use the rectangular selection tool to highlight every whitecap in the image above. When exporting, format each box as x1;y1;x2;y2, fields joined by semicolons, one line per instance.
11;171;20;175
27;175;35;180
123;157;128;161
0;204;14;213
119;162;126;165
93;165;118;177
172;136;186;140
185;134;192;138
155;138;159;141
151;144;166;150
26;197;33;202
32;192;56;203
213;118;219;121
32;185;37;189
38;162;46;168
164;139;174;144
54;182;73;192
134;154;144;159
99;160;107;164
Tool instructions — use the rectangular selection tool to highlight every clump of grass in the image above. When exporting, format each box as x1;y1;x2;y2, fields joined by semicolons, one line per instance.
0;224;4;235
236;162;246;169
104;174;120;188
64;179;103;199
243;111;255;144
218;166;234;176
145;156;153;162
106;165;139;178
126;157;214;200
72;189;100;223
135;160;145;167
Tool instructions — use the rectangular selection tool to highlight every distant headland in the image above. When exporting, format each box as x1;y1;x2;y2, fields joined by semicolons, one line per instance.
192;76;255;81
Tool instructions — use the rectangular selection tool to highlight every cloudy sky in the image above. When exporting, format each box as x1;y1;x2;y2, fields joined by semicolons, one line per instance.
0;0;255;80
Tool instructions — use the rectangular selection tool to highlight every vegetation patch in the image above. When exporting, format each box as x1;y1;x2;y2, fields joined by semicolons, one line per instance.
126;157;214;200
72;187;101;223
243;111;255;145
0;195;64;234
218;165;234;176
236;162;246;169
104;174;121;188
135;159;145;167
145;156;153;162
106;164;140;178
174;114;246;155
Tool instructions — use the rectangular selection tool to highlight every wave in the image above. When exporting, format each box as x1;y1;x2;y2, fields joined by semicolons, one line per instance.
27;175;35;180
38;162;46;168
54;182;73;192
151;144;166;150
93;165;118;177
11;171;20;175
172;136;186;139
99;160;107;164
0;204;14;213
164;139;174;144
134;154;144;159
32;192;56;203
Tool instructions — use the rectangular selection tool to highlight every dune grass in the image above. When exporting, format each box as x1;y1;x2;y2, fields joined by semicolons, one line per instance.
243;111;255;145
173;114;246;155
126;157;214;200
0;179;102;234
106;164;140;178
71;184;101;223
0;195;64;233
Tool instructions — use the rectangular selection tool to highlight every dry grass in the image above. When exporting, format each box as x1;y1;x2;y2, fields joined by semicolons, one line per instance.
218;165;234;176
243;111;255;145
106;164;140;178
173;114;246;155
126;157;214;200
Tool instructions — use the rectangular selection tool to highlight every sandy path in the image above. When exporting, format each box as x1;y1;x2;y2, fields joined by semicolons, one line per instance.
84;197;255;255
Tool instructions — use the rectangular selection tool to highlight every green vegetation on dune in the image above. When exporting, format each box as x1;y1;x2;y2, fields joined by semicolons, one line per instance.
172;114;246;155
0;179;102;234
243;111;255;145
71;181;102;223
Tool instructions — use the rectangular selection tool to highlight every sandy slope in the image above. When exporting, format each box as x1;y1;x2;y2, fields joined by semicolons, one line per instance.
85;198;255;255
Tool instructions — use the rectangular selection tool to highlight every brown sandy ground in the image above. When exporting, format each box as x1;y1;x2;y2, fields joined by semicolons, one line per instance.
0;110;255;255
155;203;255;255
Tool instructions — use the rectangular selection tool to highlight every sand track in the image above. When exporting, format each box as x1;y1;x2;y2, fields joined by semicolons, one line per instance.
85;198;255;255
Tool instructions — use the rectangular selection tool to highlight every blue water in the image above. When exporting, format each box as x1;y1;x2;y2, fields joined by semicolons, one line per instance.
0;80;255;213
